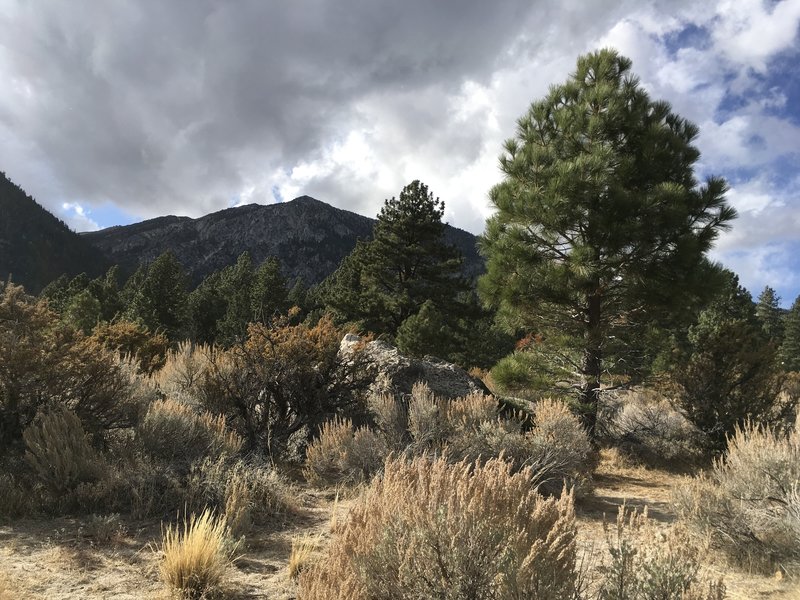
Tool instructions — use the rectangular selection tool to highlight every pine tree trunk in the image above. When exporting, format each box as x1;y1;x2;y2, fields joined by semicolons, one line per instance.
580;293;602;436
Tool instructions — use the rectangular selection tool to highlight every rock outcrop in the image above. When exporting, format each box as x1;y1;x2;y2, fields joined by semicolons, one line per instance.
340;333;490;400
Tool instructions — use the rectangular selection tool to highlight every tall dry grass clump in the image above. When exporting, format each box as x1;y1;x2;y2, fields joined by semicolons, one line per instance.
183;457;297;536
0;569;17;600
303;417;387;485
159;508;238;599
138;398;242;465
151;342;214;401
23;405;105;494
674;415;800;574
299;455;578;599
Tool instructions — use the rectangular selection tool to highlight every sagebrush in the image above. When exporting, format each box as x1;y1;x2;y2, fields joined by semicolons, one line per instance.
299;455;578;599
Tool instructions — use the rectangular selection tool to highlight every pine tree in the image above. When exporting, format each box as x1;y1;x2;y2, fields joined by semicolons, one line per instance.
671;271;787;449
781;295;800;372
251;256;289;323
755;286;783;344
125;251;189;339
478;49;736;433
320;180;467;335
187;270;227;344
217;252;255;344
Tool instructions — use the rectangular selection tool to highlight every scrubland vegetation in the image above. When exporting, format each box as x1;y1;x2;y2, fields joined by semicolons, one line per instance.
1;48;799;598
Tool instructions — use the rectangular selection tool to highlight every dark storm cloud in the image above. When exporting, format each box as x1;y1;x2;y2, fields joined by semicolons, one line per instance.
0;0;547;218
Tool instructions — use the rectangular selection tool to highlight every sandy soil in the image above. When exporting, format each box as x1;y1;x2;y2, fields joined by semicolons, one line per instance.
1;459;798;599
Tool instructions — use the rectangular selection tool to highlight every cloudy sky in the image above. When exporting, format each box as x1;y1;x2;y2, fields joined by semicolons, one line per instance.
1;1;798;305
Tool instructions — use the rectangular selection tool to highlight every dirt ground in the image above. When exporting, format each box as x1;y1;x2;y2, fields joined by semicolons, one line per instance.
1;458;798;599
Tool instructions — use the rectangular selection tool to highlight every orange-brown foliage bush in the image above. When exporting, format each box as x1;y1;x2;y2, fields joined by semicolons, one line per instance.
90;319;169;374
198;314;369;457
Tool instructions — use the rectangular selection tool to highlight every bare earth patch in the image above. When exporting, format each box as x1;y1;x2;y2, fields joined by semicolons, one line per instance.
579;450;800;600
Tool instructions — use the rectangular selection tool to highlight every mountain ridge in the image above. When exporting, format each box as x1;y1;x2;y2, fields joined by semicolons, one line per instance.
81;195;484;286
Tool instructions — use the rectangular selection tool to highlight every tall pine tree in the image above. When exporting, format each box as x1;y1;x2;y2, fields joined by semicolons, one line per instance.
320;180;467;335
781;295;800;372
479;49;736;433
124;251;189;340
755;286;783;344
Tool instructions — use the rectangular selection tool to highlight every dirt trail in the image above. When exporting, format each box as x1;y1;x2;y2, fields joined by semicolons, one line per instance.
579;457;800;600
0;488;340;599
1;466;798;599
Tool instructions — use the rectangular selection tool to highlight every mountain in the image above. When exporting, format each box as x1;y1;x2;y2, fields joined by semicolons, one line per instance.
82;196;484;286
0;172;109;293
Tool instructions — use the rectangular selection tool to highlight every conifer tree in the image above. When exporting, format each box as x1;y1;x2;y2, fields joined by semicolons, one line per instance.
781;295;800;372
671;271;787;448
187;270;227;344
251;256;289;323
756;286;783;344
479;49;736;433
124;251;189;339
217;252;255;344
320;180;467;335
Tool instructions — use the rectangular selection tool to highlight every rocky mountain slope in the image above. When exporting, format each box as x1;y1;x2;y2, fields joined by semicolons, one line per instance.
82;196;483;285
0;172;108;293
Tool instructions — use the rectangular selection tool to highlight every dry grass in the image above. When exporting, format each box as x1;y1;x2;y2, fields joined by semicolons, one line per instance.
303;417;387;485
0;570;16;600
674;418;800;574
299;455;578;599
287;534;322;580
159;509;238;599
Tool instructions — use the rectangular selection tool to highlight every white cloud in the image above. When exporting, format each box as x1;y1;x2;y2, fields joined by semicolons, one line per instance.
0;0;798;300
60;202;100;232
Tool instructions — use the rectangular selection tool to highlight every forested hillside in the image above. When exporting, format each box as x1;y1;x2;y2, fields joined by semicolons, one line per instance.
0;173;108;293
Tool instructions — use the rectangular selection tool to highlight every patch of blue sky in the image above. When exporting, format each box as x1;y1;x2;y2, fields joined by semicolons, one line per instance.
662;23;711;56
87;203;138;230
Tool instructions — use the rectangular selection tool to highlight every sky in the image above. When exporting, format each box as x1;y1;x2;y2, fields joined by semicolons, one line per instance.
0;1;798;306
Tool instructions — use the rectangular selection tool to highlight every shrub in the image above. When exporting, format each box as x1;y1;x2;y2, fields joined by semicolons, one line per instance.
597;506;725;600
184;457;296;535
299;455;578;599
160;508;238;599
151;341;214;402
90;319;169;374
600;390;705;465
674;417;800;573
137;398;242;466
80;513;125;545
303;417;387;485
197;315;370;457
0;284;150;448
367;392;408;451
525;398;594;496
402;385;593;496
23;405;105;495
